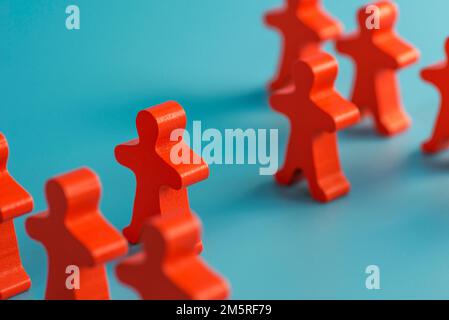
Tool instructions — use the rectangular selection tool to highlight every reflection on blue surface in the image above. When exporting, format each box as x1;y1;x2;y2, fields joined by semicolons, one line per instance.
2;0;449;299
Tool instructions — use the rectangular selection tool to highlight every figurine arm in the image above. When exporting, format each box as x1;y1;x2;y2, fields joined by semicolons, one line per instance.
315;94;360;132
0;174;33;222
25;213;49;242
376;35;420;68
335;35;358;57
302;9;342;41
70;215;128;266
421;63;447;87
264;10;285;29
115;140;139;169
163;144;209;190
269;90;295;115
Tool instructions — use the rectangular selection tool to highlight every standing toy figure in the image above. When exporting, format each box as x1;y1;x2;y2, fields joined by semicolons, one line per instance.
336;1;420;136
264;0;343;91
115;102;209;246
421;38;449;154
26;168;128;300
270;52;360;202
116;213;230;300
0;133;33;300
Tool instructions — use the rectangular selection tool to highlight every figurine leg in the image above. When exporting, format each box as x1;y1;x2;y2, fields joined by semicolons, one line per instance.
374;70;411;136
275;140;303;185
422;105;449;154
306;134;351;203
0;221;31;300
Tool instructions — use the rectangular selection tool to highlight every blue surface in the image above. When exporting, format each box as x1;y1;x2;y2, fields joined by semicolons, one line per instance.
2;0;449;299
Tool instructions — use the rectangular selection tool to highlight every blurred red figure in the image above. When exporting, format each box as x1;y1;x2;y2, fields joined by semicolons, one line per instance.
264;0;343;91
421;38;449;154
270;52;360;202
26;168;128;300
336;1;420;136
115;102;209;245
0;133;33;300
116;213;230;300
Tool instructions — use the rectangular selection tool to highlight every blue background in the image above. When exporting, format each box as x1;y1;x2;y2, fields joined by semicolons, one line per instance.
2;0;449;299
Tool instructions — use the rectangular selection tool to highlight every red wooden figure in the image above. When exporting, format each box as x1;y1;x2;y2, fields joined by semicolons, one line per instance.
270;52;360;202
336;1;420;136
26;168;128;300
264;0;343;91
0;133;33;300
116;213;230;300
115;101;209;245
421;38;449;154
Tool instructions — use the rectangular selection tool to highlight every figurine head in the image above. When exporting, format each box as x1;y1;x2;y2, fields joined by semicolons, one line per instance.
358;1;398;34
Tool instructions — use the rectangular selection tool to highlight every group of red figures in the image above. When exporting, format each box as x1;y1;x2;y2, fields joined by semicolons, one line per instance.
0;102;230;300
2;0;449;301
266;0;449;202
